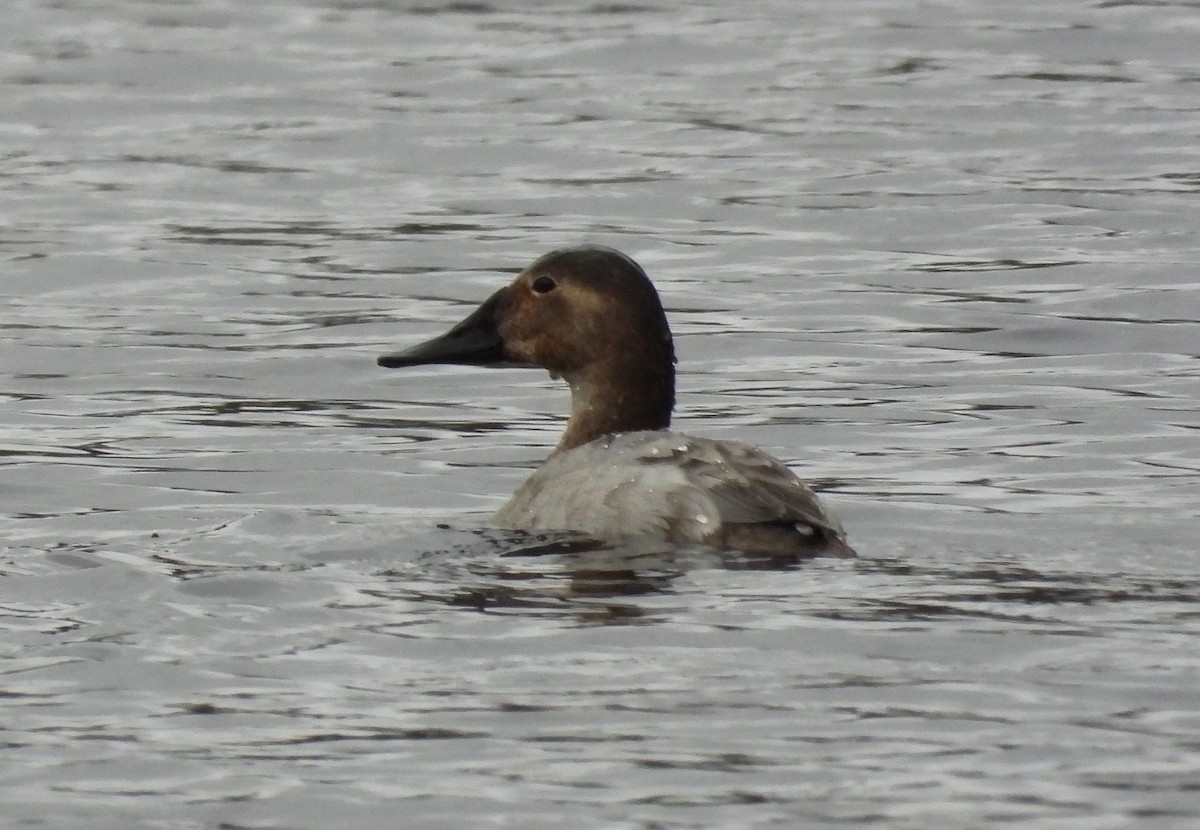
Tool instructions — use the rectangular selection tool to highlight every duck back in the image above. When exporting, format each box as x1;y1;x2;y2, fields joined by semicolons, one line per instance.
495;431;853;557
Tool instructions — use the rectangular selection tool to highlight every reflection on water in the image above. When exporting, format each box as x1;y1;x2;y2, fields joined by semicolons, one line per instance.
3;0;1200;827
376;529;839;622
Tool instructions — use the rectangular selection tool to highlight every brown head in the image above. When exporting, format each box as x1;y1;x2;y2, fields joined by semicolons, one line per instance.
379;246;677;451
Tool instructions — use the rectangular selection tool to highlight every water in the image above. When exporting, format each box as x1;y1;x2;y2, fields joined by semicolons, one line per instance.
3;0;1198;827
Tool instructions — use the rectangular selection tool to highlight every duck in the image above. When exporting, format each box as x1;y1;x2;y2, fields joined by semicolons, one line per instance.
377;246;855;557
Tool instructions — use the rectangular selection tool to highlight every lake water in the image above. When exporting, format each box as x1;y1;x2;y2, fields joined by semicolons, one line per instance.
3;1;1198;827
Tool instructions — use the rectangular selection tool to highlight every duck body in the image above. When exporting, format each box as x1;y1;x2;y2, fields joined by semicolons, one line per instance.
378;246;854;557
495;430;852;556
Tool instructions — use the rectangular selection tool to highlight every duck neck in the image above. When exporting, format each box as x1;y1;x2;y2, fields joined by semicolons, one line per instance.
556;361;674;453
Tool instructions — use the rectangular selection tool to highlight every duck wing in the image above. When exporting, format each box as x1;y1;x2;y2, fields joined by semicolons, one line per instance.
660;435;843;534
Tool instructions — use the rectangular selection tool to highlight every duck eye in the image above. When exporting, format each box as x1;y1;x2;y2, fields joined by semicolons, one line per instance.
531;275;557;294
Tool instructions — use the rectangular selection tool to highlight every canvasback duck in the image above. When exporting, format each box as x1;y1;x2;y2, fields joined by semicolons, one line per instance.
378;246;854;557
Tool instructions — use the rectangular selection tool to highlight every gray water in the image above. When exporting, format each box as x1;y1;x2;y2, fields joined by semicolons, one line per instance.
3;1;1198;827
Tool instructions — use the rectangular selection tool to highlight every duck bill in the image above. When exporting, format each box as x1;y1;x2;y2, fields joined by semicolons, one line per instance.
378;288;508;368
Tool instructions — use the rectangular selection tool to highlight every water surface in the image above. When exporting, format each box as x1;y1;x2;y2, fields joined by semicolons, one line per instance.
3;1;1198;827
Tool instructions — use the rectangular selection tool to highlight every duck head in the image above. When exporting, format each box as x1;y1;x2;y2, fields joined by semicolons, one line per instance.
379;246;677;452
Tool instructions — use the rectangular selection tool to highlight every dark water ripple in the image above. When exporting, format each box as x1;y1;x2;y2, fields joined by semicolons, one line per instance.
3;1;1199;828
